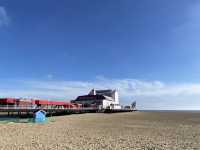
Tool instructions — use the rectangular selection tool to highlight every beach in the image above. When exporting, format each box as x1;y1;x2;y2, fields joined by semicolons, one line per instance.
0;111;200;150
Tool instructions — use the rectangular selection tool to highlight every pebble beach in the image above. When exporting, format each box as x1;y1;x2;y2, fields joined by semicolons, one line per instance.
0;111;200;150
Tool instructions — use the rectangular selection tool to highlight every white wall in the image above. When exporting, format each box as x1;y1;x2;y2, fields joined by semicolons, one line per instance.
114;91;119;104
102;100;112;109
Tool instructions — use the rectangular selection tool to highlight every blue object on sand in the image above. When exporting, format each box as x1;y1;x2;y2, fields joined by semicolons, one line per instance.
34;110;46;123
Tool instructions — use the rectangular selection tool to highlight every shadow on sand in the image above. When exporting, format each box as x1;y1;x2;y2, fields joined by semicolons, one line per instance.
0;114;49;124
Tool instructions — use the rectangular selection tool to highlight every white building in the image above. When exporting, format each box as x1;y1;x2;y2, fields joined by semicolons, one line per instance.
74;89;121;110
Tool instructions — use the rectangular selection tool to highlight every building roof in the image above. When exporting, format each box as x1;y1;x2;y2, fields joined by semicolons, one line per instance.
89;89;116;98
75;95;105;101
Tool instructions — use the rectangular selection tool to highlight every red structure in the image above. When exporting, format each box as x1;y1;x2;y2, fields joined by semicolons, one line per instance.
35;100;49;105
0;98;81;109
0;98;16;104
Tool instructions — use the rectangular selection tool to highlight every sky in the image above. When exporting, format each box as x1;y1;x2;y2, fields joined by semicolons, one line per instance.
0;0;200;109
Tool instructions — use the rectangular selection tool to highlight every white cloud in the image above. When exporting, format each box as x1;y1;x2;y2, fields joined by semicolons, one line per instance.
0;6;9;27
1;78;200;109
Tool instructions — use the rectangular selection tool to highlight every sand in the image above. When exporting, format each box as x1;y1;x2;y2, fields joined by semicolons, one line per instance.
0;111;200;150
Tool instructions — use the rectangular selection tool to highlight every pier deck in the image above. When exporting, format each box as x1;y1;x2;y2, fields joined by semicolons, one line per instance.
0;106;99;116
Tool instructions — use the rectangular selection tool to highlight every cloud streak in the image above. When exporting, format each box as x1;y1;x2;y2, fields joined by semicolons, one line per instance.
0;6;9;27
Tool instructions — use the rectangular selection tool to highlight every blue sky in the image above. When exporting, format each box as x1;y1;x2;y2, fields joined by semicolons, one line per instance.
0;0;200;109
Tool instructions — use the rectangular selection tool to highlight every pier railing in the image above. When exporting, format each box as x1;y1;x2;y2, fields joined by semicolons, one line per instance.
0;105;98;111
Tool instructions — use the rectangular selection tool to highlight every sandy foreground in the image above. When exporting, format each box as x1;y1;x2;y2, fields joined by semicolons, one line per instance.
0;112;200;150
